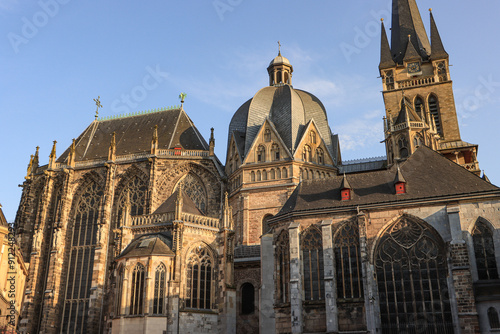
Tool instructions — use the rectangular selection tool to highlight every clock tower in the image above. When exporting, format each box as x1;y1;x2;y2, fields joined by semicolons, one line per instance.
379;1;480;175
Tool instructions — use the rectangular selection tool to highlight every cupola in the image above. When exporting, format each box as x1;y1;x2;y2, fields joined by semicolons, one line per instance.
267;46;293;86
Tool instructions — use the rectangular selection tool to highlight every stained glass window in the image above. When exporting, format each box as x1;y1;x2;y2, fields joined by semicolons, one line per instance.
153;263;166;315
176;173;207;213
301;227;324;301
334;221;363;299
473;221;499;280
276;230;290;304
186;246;213;310
130;263;146;315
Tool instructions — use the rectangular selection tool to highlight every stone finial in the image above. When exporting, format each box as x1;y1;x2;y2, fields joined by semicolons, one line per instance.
68;139;76;167
108;132;116;161
209;127;215;156
48;140;57;170
151;125;159;155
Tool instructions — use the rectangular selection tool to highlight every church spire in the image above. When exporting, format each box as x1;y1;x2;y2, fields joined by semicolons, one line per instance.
429;9;449;60
379;19;395;70
391;0;431;64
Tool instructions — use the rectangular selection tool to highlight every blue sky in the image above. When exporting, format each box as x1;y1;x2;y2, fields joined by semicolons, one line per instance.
1;0;499;222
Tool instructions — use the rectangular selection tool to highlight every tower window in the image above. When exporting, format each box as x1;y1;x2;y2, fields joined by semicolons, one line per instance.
384;70;394;90
398;137;409;159
428;95;442;135
276;71;282;84
437;62;447;82
414;97;424;119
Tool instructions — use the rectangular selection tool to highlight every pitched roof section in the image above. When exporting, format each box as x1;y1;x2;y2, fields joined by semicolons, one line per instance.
380;21;396;70
57;109;208;163
117;232;174;259
430;11;449;60
276;146;499;217
153;188;203;216
391;0;431;64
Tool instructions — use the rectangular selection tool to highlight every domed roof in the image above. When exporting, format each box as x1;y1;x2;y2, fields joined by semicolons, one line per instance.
228;84;334;158
269;52;291;67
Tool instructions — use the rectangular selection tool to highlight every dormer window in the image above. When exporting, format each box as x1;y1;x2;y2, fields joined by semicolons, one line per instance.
395;182;406;194
341;188;351;201
257;145;266;162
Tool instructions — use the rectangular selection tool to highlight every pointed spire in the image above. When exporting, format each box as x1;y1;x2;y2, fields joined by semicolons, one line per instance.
394;164;407;194
391;0;430;64
25;154;34;179
48;140;57;169
68;139;76;167
394;164;407;183
380;19;395;70
151;125;159;155
209;127;215;156
403;34;422;62
33;146;40;168
482;171;491;184
108;132;116;161
222;192;233;230
429;9;449;60
340;172;352;190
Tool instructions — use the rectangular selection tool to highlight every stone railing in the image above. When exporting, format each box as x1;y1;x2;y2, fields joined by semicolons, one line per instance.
181;213;219;229
129;211;219;229
397;76;435;89
463;162;480;172
391;122;425;132
157;149;209;157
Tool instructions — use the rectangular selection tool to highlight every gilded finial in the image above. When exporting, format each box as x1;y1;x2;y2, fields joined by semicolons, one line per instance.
381;18;384;22
179;92;187;105
429;8;432;12
93;96;103;119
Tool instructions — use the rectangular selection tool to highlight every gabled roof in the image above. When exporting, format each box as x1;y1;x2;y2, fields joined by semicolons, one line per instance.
395;98;422;124
275;146;499;218
117;232;174;259
153;188;203;216
57;109;208;163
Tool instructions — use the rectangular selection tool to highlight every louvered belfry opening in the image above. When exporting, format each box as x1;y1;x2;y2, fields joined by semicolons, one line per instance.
375;216;454;334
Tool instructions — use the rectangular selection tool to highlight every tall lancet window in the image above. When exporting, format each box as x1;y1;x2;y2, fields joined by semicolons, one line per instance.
186;246;213;310
301;226;324;301
61;181;103;334
130;263;146;315
276;230;290;304
375;216;453;334
116;176;147;228
428;95;442;135
153;263;167;315
334;221;363;299
115;265;124;315
473;220;499;280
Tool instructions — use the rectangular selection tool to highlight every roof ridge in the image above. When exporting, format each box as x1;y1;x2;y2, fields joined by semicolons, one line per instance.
97;105;181;121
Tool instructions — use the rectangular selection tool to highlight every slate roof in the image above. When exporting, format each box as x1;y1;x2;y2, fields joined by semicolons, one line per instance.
57;109;208;163
430;12;449;60
379;21;396;70
153;188;203;216
275;146;499;218
234;245;261;259
117;232;174;259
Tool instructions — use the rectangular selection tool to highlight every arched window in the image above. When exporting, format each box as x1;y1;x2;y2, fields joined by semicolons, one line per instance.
115;265;124;315
257;145;266;162
303;145;312;162
276;230;290;304
488;307;500;329
413;134;423;148
262;170;268;181
282;167;288;178
277;71;282;84
176;173;207;213
375;216;453;333
186;246;213;310
310;131;317;144
414;96;424;119
276;168;281;179
284;72;290;84
61;181;103;333
301;227;324;301
334;221;363;299
256;170;261;181
130;263;146;315
316;148;324;165
271;143;280;161
264;129;271;142
116;176;147;228
398;136;409;159
437;61;447;82
250;171;255;182
428;95;442;135
473;221;499;280
153;263;167;315
241;283;255;315
270;169;276;180
384;70;394;90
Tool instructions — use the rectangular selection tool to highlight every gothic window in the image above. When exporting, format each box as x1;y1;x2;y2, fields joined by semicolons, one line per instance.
414;96;424;119
241;283;255;315
257;171;261;181
488;307;500;329
301;227;324;301
153;263;166;315
437;62;447;82
251;171;255;182
310;131;317;144
276;168;281;179
282;167;288;178
186;246;213;310
398;136;409;159
303;145;312;162
375;216;453;334
472;221;499;280
270;169;276;180
316;148;324;165
428;95;442;135
384;70;394;90
334;221;363;299
276;230;290;304
272;143;280;161
129;263;146;315
264;129;271;142
262;170;268;181
176;173;207;213
277;71;282;84
61;181;103;334
413;134;423;148
115;265;124;315
284;72;290;84
116;176;147;228
257;145;266;162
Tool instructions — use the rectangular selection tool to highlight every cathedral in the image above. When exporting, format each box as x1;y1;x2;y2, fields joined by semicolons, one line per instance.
13;1;500;333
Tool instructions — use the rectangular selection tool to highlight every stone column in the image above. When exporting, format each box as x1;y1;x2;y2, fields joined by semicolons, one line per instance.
447;206;480;333
260;233;276;334
358;211;380;333
321;220;338;333
288;222;302;334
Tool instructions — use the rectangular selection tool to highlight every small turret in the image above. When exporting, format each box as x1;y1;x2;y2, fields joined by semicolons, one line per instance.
48;141;57;170
267;42;293;86
209;128;215;157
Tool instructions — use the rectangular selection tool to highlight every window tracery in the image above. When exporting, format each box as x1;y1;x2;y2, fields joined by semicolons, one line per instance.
375;216;453;333
186;246;213;310
116;176;147;228
257;145;266;162
176;173;207;213
115;265;124;315
130;263;146;315
473;220;499;280
334;221;363;299
429;95;442;135
153;263;166;315
301;227;324;301
398;136;408;159
276;230;290;304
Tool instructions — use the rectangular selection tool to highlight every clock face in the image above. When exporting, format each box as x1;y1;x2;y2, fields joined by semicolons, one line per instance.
408;62;421;74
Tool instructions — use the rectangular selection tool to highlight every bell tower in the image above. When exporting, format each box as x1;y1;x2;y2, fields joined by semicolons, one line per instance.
379;0;480;175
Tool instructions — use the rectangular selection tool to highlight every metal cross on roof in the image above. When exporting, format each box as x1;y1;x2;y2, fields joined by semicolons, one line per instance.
93;96;103;119
278;40;281;54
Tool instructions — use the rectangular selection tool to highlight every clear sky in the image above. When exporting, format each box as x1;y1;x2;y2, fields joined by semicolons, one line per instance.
1;0;499;222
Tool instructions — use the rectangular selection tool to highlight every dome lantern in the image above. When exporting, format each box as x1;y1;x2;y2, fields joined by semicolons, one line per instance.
267;43;293;86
